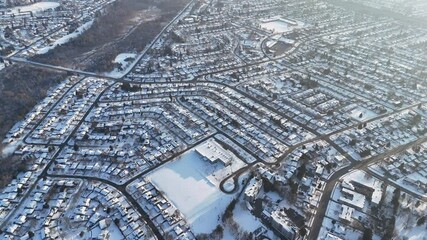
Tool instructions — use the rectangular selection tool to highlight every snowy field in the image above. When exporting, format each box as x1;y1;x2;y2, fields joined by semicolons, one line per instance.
260;18;304;33
261;20;291;33
147;139;246;234
106;53;138;78
348;106;378;121
11;2;60;14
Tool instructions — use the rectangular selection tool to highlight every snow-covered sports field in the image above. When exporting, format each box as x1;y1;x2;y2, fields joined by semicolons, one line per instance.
147;139;246;234
11;2;60;14
260;17;304;33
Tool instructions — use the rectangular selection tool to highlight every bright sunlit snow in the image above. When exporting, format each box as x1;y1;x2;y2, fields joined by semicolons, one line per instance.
147;139;246;234
11;2;60;14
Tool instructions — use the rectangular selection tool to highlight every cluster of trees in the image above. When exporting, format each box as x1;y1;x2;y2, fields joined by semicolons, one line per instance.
0;154;27;188
287;180;299;202
196;225;224;240
362;228;373;240
417;216;426;226
0;65;65;188
411;113;422;125
0;66;65;140
300;75;319;89
378;189;402;239
31;0;190;73
222;199;255;239
222;199;237;222
120;82;141;92
391;188;401;213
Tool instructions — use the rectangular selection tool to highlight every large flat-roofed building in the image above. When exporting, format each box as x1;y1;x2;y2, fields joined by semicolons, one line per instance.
194;139;232;166
338;188;366;211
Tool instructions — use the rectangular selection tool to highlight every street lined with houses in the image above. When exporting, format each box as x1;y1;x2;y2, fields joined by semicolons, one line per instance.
1;0;427;239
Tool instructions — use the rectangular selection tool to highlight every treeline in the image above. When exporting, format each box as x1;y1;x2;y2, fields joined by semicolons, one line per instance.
0;65;65;188
0;155;27;189
31;0;191;73
0;65;65;141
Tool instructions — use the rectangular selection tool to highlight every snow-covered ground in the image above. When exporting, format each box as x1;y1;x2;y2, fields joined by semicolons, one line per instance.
395;192;427;240
231;201;277;239
147;139;246;234
1;139;23;158
37;20;94;55
224;183;278;239
395;214;427;240
261;21;291;33
223;179;235;192
105;53;137;78
86;224;123;240
233;202;262;232
260;18;305;33
113;53;137;65
348;106;378;121
11;2;60;14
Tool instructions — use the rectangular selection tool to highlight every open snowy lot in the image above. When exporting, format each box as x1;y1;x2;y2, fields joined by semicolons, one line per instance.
147;139;246;234
106;53;138;78
11;2;60;14
260;17;305;33
348;106;378;121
